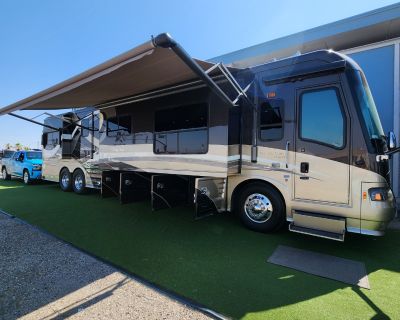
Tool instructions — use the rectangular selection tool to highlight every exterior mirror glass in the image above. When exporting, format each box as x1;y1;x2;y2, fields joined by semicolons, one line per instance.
388;131;397;150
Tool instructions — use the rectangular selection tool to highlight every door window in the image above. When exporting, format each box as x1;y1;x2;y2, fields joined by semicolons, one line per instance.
300;88;345;149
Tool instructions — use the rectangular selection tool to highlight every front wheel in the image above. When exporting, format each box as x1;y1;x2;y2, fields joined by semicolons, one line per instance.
237;183;285;233
2;167;11;180
23;170;30;185
72;170;87;194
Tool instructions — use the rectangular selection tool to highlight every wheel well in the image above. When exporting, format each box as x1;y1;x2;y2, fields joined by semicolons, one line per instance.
23;168;29;173
59;167;70;177
231;179;285;213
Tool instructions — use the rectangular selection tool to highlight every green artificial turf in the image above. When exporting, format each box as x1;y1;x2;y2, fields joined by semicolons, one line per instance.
1;180;399;319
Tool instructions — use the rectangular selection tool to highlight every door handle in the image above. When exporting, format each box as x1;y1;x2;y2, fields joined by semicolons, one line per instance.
285;141;290;168
300;162;309;173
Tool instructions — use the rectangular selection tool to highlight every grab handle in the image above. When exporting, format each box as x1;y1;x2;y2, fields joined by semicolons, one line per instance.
285;141;290;168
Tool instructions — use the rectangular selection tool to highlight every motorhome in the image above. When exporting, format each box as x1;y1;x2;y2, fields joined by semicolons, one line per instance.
0;33;397;241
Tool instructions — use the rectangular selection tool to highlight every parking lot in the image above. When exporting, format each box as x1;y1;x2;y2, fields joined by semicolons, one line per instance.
1;179;400;319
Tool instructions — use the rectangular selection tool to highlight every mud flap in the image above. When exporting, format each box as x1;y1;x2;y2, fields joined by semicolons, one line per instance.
151;175;189;211
101;170;120;198
195;177;227;219
119;172;151;204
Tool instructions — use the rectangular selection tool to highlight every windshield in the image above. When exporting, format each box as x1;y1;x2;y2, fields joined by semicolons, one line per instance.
26;152;42;159
350;70;385;140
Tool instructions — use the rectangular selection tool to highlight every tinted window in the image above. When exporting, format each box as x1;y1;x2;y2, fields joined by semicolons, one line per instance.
47;131;60;147
26;152;42;159
107;116;132;137
3;151;14;159
154;103;208;154
155;103;207;132
300;88;345;149
259;99;284;141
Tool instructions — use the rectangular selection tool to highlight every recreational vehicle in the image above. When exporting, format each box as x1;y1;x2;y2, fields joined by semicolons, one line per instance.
0;33;397;241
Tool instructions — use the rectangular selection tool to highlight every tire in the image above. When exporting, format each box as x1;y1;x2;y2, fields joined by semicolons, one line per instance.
72;169;87;194
59;168;72;192
23;170;30;185
2;167;11;180
237;183;285;233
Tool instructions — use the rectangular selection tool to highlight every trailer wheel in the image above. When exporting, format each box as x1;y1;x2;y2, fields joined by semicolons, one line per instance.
2;167;11;180
23;170;30;185
59;168;72;192
72;169;87;194
237;183;285;233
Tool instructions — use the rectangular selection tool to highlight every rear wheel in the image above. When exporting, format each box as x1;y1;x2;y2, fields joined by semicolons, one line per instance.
2;167;11;180
23;170;30;185
237;183;285;233
59;168;72;192
72;169;87;194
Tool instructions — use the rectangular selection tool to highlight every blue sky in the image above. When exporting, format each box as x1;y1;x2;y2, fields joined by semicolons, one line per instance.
0;0;398;149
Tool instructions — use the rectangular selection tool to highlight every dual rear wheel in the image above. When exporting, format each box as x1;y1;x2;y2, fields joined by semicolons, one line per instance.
59;168;86;194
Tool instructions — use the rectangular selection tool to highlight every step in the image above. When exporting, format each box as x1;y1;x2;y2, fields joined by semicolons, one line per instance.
292;211;346;235
289;223;345;242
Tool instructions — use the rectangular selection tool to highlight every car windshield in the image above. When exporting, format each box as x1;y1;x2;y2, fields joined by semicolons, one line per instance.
26;152;42;159
350;70;385;140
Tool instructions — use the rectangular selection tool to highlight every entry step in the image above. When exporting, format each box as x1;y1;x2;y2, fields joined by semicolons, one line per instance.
289;223;345;242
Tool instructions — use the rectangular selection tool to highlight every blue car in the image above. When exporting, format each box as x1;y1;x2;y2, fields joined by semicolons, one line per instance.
1;150;42;184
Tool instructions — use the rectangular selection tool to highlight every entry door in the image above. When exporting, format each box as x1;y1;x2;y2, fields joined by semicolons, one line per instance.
294;85;350;204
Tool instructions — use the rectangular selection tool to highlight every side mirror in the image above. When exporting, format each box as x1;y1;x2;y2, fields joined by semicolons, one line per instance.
388;131;397;150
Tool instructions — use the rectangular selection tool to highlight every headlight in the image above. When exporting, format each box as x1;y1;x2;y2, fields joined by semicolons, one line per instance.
32;164;42;171
369;188;388;201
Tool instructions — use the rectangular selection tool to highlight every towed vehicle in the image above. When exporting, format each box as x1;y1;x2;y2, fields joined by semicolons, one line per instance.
1;150;42;184
0;33;397;241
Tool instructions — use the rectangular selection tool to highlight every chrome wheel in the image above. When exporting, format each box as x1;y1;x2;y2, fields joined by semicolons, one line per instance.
2;168;7;180
23;171;29;184
244;193;273;223
74;174;84;191
61;173;70;189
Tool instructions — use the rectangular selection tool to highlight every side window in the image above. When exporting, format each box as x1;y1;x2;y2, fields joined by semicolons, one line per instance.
300;88;345;149
259;99;284;141
154;103;208;154
81;118;90;137
107;115;132;137
43;131;60;149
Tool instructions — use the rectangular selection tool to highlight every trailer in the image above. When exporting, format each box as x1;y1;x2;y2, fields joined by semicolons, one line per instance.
0;33;397;241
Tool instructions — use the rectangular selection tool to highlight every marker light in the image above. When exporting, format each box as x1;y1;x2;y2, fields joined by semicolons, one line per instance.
362;192;367;200
369;188;388;201
267;92;276;98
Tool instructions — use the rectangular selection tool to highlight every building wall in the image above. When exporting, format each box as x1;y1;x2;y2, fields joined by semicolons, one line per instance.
348;45;394;134
342;39;400;199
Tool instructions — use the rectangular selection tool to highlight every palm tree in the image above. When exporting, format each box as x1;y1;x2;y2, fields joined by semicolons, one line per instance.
15;143;22;151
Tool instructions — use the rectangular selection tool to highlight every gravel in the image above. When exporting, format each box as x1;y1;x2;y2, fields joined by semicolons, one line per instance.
0;212;213;320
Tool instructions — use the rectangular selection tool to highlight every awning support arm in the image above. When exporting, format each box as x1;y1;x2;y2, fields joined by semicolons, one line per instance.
9;112;60;131
152;33;235;106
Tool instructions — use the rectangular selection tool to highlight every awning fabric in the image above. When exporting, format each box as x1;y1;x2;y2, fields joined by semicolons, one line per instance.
0;38;220;115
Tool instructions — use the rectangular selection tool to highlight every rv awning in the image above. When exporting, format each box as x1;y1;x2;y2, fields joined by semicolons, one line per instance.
0;33;230;115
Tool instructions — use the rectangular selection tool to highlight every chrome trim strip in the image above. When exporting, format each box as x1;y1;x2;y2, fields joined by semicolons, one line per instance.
346;226;385;236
